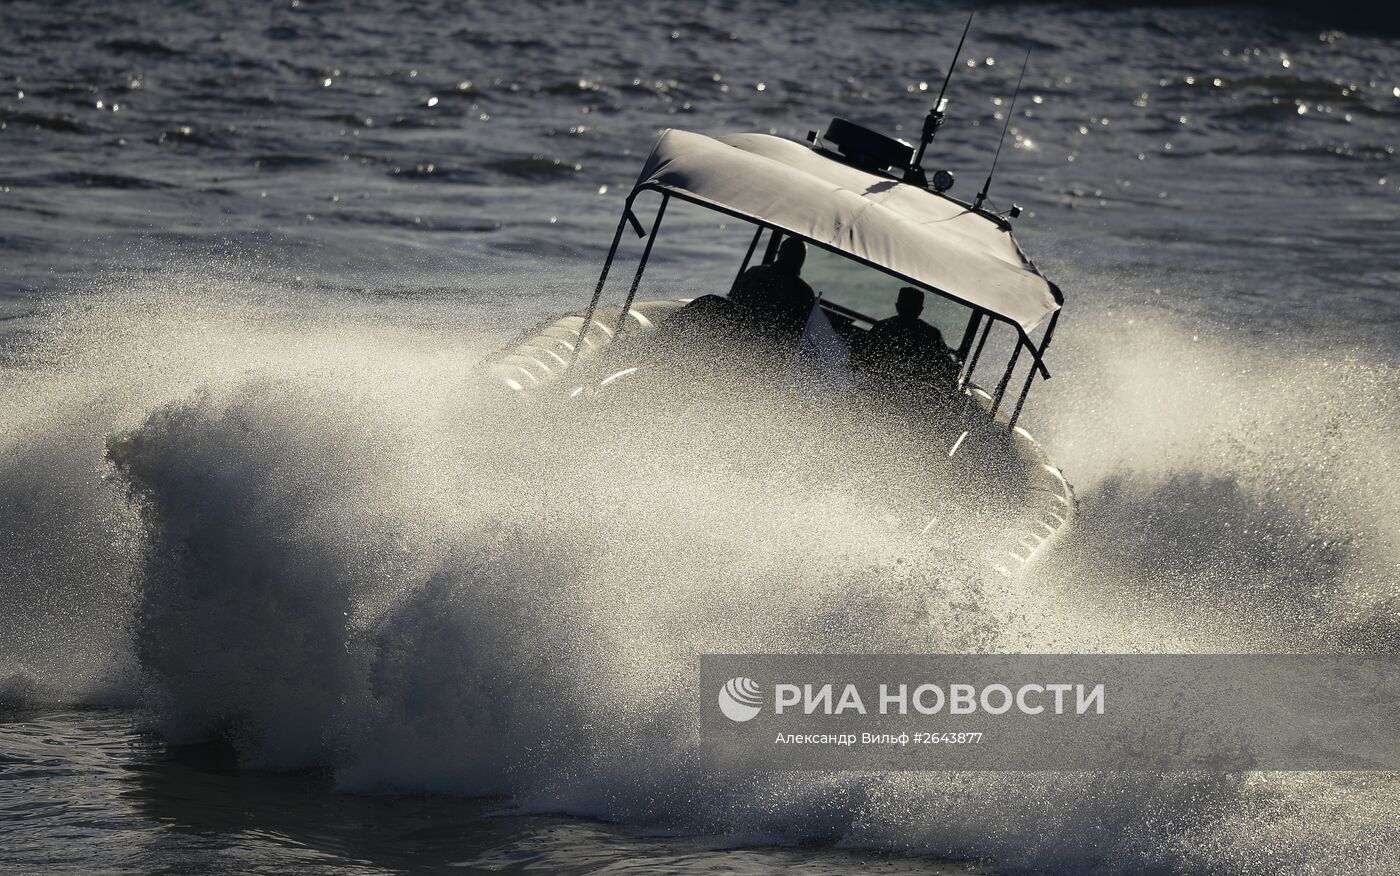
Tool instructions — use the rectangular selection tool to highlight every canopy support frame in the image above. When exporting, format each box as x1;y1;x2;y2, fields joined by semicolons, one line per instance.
1007;309;1059;430
572;194;640;366
730;224;765;293
989;341;1022;416
959;317;993;389
956;310;983;364
614;192;670;334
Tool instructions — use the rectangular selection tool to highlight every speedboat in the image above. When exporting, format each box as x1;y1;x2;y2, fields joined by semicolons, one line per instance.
488;108;1073;577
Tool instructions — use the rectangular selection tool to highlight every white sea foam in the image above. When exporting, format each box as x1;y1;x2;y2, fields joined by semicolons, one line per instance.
2;271;1398;873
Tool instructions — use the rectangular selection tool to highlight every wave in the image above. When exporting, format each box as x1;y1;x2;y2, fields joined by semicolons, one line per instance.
1;273;1398;872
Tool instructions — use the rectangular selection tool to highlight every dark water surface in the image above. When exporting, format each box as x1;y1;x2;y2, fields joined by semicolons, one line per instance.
1;1;1398;874
2;0;1396;343
2;709;978;875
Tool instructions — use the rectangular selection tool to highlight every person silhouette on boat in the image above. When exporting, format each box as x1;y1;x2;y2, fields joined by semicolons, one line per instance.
729;236;816;345
853;286;958;386
654;235;815;370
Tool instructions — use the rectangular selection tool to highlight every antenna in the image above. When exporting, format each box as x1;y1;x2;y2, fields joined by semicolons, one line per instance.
904;10;974;185
974;47;1031;211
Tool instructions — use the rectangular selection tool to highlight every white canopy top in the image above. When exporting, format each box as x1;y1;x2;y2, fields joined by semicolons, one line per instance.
632;129;1060;334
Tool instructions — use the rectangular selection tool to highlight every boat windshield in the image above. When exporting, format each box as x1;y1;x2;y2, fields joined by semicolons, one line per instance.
800;245;975;352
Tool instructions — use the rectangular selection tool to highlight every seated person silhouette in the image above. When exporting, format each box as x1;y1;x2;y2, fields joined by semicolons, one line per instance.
853;286;959;386
729;236;816;348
